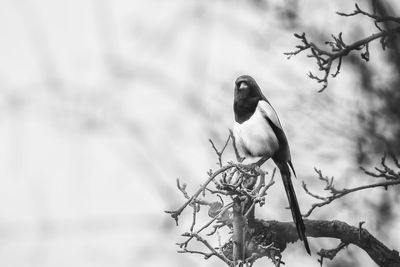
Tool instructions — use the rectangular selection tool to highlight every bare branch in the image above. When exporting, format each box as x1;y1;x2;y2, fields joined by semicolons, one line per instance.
253;219;400;267
360;154;400;181
178;232;233;266
177;202;234;250
285;4;400;91
303;165;400;217
165;164;236;224
317;242;348;266
168;133;400;266
229;129;245;162
337;3;400;24
209;132;231;167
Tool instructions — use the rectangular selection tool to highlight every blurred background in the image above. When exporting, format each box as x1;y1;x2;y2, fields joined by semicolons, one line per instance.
0;0;400;266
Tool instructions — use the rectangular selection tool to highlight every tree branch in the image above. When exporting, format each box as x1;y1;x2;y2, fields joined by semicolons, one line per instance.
285;3;400;91
167;135;400;266
244;219;400;267
337;3;400;25
303;175;400;217
178;232;233;265
165;164;236;224
303;155;400;217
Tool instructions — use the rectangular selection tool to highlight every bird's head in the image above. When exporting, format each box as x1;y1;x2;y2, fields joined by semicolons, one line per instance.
234;75;263;101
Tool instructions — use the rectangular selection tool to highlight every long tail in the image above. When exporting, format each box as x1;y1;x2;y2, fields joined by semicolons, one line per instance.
277;162;311;255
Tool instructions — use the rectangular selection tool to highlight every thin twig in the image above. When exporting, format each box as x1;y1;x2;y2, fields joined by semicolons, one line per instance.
178;232;233;265
303;167;400;217
284;3;400;91
165;165;236;224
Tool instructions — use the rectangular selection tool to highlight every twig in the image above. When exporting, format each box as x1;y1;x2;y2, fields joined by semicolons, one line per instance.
317;241;348;266
165;164;236;225
303;167;400;217
284;3;400;92
178;202;234;249
178;232;233;266
337;3;400;24
360;154;400;181
209;133;231;167
229;129;245;162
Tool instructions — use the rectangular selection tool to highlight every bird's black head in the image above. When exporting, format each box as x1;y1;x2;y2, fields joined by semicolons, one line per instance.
234;75;266;123
234;75;264;101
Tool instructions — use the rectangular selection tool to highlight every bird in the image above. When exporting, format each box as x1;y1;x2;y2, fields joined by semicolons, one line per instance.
232;74;311;255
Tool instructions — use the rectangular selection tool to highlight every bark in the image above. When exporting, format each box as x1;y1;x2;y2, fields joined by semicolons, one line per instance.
249;219;400;267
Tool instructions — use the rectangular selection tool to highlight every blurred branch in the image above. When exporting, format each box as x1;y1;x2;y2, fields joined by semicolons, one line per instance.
302;154;400;217
92;0;131;77
15;0;61;88
285;3;400;92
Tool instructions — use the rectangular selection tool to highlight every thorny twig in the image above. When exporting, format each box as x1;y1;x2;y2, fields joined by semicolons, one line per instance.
285;3;400;92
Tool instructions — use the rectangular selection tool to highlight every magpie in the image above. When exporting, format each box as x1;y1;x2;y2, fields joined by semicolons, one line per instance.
233;75;311;255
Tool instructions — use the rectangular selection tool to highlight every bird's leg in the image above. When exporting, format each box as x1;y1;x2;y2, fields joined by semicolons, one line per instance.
255;156;269;167
243;157;268;175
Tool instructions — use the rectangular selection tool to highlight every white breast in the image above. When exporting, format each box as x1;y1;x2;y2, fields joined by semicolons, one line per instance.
234;103;279;158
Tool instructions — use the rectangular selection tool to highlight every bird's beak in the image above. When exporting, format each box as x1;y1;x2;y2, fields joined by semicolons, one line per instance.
239;82;248;90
